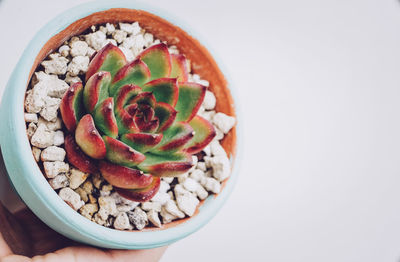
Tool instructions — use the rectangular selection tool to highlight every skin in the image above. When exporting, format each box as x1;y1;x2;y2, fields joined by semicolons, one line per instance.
0;203;167;262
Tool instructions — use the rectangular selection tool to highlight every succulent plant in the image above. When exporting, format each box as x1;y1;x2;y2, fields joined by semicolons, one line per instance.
60;43;216;202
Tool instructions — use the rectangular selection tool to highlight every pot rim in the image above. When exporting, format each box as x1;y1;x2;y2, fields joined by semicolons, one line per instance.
0;0;243;249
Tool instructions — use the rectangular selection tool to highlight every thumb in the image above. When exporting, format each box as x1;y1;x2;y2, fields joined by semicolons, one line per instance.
0;203;32;258
0;234;13;259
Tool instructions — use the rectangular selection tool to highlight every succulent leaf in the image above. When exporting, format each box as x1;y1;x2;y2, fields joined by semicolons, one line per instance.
115;177;161;202
103;136;145;167
137;43;171;80
121;133;163;153
150;122;194;155
142;78;179;107
99;161;153;189
175;82;206;122
75;114;106;159
124;103;138;116
114;84;142;134
60;82;84;132
134;110;159;133
64;134;98;174
184;115;216;154
86;43;127;81
83;71;111;113
170;54;189;82
138;152;193;177
127;92;156;108
110;59;151;96
92;97;118;138
154;102;177;133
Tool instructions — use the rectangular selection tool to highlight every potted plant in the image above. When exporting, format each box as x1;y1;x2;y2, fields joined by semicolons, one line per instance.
0;0;240;249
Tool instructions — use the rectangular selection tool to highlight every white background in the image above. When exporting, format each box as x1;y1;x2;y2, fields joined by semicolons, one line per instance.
1;0;400;261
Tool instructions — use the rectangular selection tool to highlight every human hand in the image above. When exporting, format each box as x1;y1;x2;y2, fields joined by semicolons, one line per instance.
0;203;167;262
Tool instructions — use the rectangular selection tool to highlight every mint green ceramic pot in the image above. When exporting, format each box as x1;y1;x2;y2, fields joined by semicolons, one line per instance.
0;0;241;249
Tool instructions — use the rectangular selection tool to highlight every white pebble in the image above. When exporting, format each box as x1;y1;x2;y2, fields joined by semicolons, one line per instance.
53;130;64;146
114;212;132;230
41;53;69;75
203;144;211;156
87;47;96;57
64;73;81;85
43;161;69;178
160;206;178;223
58;45;70;57
36;72;69;99
168;46;179;55
69;168;89;189
59;187;84;210
190;169;205;182
195;185;209;200
141;201;161;212
189;155;198;172
32;147;41;162
27;122;37;140
151;191;171;205
196;162;207;172
203;156;213;168
177;172;189;183
203;91;216;110
143;33;154;47
119;22;141;35
147;210;162;228
119;46;134;62
159;180;170;193
67;56;89;76
110;192;139;207
70;40;88;57
41;146;65;162
37;117;62;131
165;200;185;218
79;203;98;219
105;23;116;34
49;174;69;190
209;155;231;182
98;196;118;220
201;177;221;194
128;207;148;230
24;113;38;123
210;140;226;156
31;125;54;148
103;38;117;47
112;30;127;43
215;127;224;140
176;192;199;217
162;177;174;184
199;110;216;122
123;34;145;51
69;36;80;44
25;85;46;113
99;26;107;34
183;178;200;192
40;96;61;122
174;184;190;197
85;31;106;50
212;112;236;134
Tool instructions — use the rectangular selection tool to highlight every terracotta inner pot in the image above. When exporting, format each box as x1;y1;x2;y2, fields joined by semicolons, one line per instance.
27;8;237;231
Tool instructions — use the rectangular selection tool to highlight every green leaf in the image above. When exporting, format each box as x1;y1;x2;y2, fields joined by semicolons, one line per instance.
175;82;206;122
138;152;193;177
184;115;216;154
110;59;151;96
138;43;171;80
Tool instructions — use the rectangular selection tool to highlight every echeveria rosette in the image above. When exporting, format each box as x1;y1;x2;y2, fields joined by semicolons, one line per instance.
60;43;216;202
